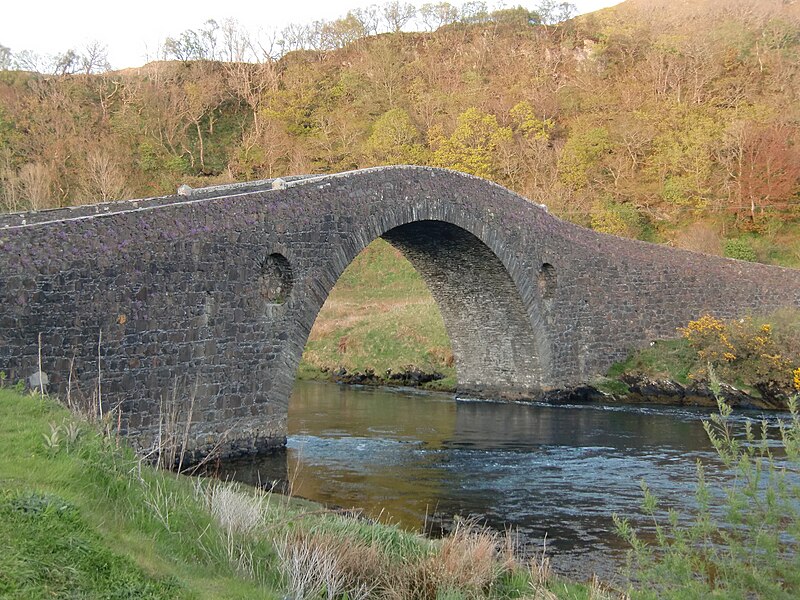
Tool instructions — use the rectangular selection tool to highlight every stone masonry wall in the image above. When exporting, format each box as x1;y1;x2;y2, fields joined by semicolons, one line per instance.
2;166;800;460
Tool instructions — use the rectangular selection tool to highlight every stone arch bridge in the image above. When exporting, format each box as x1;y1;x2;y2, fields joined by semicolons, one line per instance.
2;166;799;459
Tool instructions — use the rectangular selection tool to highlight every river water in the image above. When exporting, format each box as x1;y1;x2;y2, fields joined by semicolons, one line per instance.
216;380;782;579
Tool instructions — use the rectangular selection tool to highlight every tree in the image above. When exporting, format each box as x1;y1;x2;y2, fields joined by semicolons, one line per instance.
80;41;110;74
646;108;721;208
163;20;219;62
367;108;426;165
80;149;129;202
310;14;367;51
420;3;460;31
361;37;408;106
499;101;555;193
350;5;381;36
220;18;255;62
489;6;538;27
590;197;642;238
739;123;800;218
51;50;80;75
12;49;44;72
536;1;577;25
432;107;512;179
225;61;279;138
181;65;226;170
0;44;12;71
721;120;800;221
557;125;612;190
381;2;417;33
459;1;488;24
17;162;55;210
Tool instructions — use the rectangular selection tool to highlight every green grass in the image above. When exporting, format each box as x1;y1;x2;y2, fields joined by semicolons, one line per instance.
606;339;697;385
300;238;456;389
0;388;274;598
0;491;180;599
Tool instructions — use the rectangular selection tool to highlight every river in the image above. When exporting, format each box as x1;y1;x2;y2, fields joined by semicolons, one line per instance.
215;380;782;579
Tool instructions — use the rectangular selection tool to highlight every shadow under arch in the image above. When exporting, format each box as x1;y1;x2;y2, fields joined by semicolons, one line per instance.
298;219;549;400
383;220;545;398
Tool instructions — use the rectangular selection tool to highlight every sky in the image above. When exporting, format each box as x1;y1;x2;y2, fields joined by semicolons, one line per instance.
1;0;622;70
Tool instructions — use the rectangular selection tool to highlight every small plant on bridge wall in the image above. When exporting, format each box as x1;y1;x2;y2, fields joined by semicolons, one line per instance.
681;311;800;403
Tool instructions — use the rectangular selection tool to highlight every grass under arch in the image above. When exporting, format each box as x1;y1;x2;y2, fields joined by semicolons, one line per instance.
299;238;457;390
0;386;609;599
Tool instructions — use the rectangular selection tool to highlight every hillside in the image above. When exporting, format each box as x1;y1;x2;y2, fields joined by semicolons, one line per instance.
3;1;799;254
2;0;800;380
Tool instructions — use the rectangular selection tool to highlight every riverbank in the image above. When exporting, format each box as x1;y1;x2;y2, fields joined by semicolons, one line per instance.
0;386;609;599
297;363;784;411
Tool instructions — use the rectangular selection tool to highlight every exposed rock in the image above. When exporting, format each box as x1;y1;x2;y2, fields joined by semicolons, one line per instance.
27;370;48;392
539;385;609;404
618;373;782;410
329;367;444;388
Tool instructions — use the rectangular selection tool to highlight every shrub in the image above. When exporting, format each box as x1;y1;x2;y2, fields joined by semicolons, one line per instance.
724;238;757;262
615;386;800;599
681;313;800;402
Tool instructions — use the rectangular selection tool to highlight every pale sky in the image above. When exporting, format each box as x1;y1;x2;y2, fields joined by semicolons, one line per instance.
1;1;622;70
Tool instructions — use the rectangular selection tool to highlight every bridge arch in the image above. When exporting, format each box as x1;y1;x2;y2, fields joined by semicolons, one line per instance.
296;219;552;401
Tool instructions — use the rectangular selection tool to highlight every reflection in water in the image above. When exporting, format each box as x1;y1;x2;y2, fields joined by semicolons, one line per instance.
217;381;781;578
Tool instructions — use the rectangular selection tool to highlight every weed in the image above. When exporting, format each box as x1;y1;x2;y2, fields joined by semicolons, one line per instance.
615;376;800;598
41;421;62;453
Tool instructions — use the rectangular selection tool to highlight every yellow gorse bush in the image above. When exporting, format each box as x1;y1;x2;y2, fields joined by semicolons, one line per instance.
682;314;800;401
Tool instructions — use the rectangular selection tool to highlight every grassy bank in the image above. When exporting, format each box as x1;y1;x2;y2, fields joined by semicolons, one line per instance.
596;311;800;410
0;387;614;599
300;239;457;391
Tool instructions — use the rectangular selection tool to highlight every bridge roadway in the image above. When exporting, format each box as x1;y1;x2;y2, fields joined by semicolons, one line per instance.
2;166;799;460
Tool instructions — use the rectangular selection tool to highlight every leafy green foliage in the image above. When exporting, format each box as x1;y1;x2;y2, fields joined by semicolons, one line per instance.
590;198;642;238
557;125;611;190
432;107;512;178
615;391;800;599
607;311;800;406
509;101;552;141
724;238;757;262
681;313;800;402
367;108;427;165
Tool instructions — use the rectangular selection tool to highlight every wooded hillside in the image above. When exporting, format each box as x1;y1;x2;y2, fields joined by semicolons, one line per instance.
2;0;799;263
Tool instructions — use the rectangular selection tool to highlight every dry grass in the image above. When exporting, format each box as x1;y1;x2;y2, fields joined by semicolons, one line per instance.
275;531;378;600
197;482;272;577
270;517;526;600
428;518;504;594
207;484;267;536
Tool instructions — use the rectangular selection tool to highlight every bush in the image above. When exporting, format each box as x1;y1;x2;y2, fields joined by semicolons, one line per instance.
615;386;800;599
681;313;800;402
724;238;757;262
